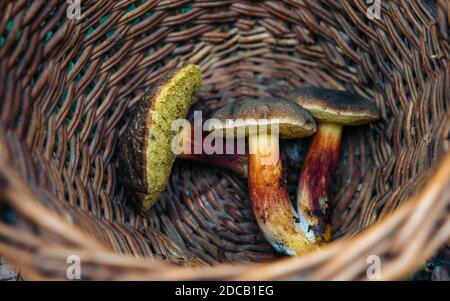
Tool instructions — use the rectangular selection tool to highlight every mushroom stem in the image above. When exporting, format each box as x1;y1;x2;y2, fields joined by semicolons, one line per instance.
248;133;318;255
180;152;247;177
178;126;248;177
296;122;342;243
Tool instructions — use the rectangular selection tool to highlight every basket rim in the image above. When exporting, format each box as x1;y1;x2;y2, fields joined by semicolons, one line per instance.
0;148;449;280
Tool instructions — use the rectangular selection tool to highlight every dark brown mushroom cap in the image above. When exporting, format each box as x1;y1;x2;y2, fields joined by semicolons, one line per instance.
208;97;316;139
286;87;381;126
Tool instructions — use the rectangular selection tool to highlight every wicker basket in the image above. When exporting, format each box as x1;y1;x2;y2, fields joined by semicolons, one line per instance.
0;0;449;281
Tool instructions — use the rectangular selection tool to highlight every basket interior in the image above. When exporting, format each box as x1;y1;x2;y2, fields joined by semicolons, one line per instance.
0;1;448;266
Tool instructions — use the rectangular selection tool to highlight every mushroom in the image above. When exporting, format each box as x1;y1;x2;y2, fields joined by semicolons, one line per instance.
119;65;202;211
286;87;381;243
208;97;319;255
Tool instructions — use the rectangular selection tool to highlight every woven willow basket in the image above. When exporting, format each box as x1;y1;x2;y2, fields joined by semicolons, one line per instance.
0;0;449;281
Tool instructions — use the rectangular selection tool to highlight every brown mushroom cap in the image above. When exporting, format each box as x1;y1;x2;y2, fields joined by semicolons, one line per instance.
208;97;317;139
286;87;381;126
119;64;202;211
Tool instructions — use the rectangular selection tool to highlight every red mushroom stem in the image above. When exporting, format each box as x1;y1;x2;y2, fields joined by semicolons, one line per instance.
178;126;248;177
248;133;318;255
296;122;342;243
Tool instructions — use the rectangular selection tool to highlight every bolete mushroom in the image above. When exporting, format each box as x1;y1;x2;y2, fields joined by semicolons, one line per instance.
286;87;381;243
208;97;319;255
119;65;202;211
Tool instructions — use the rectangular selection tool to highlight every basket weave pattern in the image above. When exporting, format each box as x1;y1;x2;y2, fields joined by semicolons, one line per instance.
0;0;449;280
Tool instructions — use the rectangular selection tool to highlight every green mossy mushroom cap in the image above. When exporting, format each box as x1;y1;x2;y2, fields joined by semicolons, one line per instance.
286;87;381;126
207;97;317;139
119;64;202;211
